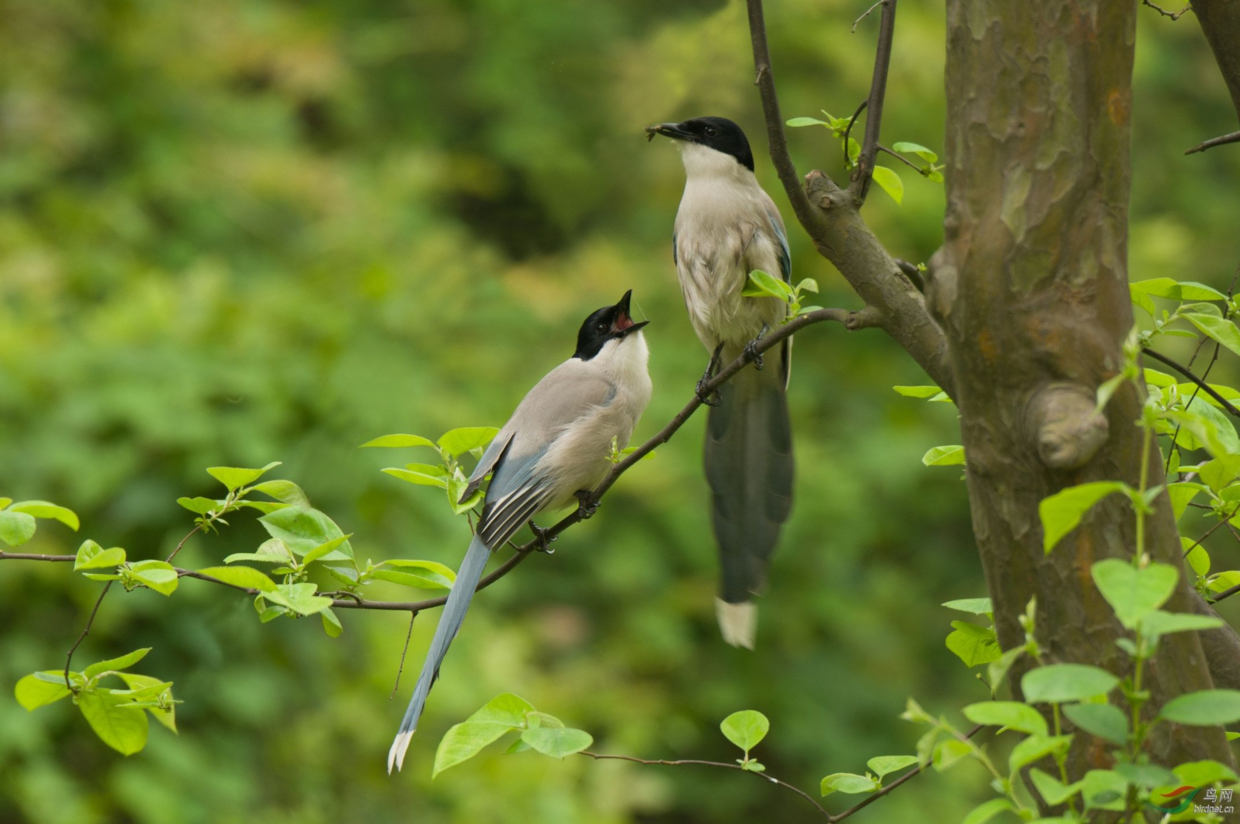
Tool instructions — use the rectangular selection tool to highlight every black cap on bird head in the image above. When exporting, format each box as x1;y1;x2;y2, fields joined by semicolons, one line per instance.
645;116;755;172
574;290;649;361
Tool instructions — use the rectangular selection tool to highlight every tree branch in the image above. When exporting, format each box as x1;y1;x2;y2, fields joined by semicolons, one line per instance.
850;0;897;202
1143;0;1192;20
745;0;955;395
579;752;831;820
1141;347;1240;417
1186;130;1240;155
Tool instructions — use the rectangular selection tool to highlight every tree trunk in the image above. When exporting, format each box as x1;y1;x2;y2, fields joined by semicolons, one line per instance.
933;0;1234;783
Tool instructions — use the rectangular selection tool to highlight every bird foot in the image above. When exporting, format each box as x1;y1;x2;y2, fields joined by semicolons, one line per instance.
744;325;769;371
574;490;600;520
696;343;724;406
695;377;721;407
528;520;557;554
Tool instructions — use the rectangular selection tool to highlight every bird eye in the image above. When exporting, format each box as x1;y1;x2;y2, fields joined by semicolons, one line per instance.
705;126;717;137
596;322;607;334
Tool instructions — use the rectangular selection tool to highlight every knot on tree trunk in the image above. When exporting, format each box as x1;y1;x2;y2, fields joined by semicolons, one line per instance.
804;170;855;212
1024;383;1110;470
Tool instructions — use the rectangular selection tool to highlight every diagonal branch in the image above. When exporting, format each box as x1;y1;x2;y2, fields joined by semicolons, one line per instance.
851;0;897;201
1141;347;1240;417
1186;130;1240;155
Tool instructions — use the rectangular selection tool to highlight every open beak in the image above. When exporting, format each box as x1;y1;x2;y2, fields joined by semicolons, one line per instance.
645;122;693;143
612;289;649;336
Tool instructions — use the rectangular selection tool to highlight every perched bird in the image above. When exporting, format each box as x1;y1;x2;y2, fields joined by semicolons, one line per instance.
646;116;793;650
387;290;653;772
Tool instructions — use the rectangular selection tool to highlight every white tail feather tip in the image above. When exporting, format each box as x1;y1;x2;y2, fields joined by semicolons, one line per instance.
388;731;414;774
716;599;757;650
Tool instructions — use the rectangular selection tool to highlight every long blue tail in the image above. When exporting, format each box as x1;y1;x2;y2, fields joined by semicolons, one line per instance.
387;534;490;773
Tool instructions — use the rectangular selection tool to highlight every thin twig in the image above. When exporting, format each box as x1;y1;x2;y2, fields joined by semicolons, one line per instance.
165;523;203;564
851;0;897;202
1142;0;1192;20
1164;335;1213;473
1182;506;1240;559
852;0;886;32
63;581;114;688
1186;130;1240;155
831;724;984;821
877;144;922;173
843;100;867;170
0;552;74;562
390;613;417;698
579;752;831;820
745;0;822;233
1142;348;1240;418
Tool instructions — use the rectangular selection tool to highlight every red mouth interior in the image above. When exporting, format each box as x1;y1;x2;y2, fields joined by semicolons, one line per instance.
614;312;634;332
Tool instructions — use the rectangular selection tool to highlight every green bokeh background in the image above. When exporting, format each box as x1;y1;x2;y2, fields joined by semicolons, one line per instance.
2;1;1238;822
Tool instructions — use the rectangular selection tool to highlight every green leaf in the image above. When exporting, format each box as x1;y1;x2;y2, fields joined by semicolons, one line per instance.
258;506;353;561
1167;482;1206;520
1114;761;1177;789
0;498;9;510
942;598;993;615
434;722;517;777
468;693;536;726
1209;569;1240;593
264;583;332;616
871;166;903;204
1039;481;1130;553
1081;769;1127;811
1029;768;1084;806
382;466;450;490
1009;734;1072;773
206;462;281;492
1198;457;1240;493
127;560;179;596
520;727;593;758
819;773;879;796
1022;664;1119;703
945;621;1001;667
961;701;1048;736
1131;278;1227;302
249;480;310;507
78;688;149;755
742;270;792;301
116;673;177;732
961;798;1014;824
866;755;919;779
891;141;938;163
1090;559;1177;629
84;648;150;680
437;427;501;458
1139;610;1224;638
320;608;343;638
720;710;770;753
932;738;973;771
9;501;79;531
15;672;72;710
1184;312;1240;358
303;535;353;565
987;647;1026;693
176;496;220;515
922;445;965;466
1063;702;1128;745
371;559;456;590
1172;760;1239;788
1158;689;1240;725
0;510;36;546
74;540;126;571
786;117;829;127
360;433;439;449
893;385;943;398
196;565;276;592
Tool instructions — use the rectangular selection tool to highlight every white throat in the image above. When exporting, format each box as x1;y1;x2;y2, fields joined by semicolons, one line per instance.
678;142;754;184
592;333;651;387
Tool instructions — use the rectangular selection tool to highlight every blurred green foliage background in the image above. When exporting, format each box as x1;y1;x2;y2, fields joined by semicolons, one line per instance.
2;0;1239;821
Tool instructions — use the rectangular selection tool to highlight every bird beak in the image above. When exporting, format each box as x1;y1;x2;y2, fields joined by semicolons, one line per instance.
645;122;693;142
612;289;649;336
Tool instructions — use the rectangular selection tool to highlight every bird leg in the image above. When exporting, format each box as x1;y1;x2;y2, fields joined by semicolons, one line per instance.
528;520;557;554
743;324;769;371
695;343;724;407
574;490;600;520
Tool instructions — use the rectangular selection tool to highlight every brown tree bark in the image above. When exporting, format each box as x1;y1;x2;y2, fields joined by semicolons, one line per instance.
932;0;1233;781
1192;0;1240;121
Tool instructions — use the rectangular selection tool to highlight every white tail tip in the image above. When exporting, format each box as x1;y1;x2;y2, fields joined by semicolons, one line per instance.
716;599;757;650
387;730;414;774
